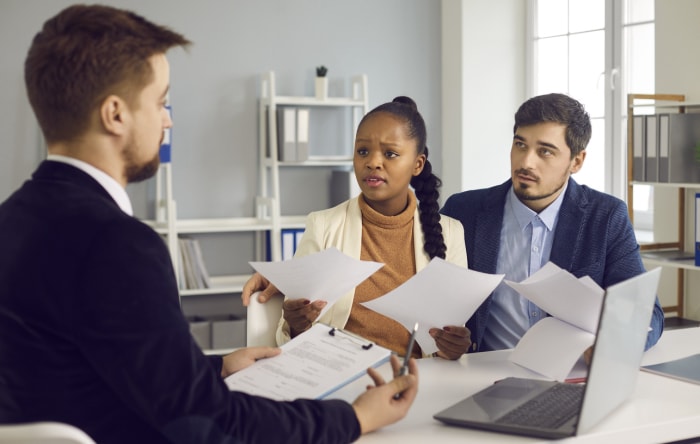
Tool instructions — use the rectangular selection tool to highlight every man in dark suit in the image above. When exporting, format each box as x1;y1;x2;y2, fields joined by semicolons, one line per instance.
441;93;664;353
0;5;417;443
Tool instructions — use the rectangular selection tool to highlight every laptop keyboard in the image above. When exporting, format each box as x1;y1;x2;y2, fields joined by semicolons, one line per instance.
495;383;585;429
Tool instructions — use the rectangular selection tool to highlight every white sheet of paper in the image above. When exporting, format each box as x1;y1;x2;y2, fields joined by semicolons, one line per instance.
224;323;391;400
504;262;604;333
361;258;504;355
249;247;383;320
509;317;595;381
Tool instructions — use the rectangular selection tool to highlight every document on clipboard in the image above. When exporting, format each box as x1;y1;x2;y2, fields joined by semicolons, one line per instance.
225;323;391;401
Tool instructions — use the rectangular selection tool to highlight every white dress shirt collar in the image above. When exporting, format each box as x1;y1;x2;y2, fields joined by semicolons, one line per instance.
46;154;134;216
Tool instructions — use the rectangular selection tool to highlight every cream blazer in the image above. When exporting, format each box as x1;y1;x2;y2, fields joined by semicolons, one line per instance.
275;196;468;349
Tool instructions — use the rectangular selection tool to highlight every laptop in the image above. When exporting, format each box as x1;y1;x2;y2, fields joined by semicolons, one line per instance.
433;267;662;439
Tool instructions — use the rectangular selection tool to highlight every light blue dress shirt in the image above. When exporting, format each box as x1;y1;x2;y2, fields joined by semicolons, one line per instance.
481;183;567;351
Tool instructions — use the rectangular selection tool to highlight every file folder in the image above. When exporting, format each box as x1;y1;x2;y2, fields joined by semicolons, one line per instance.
658;113;700;183
658;114;670;182
278;107;297;161
645;115;658;182
632;115;645;182
296;108;310;161
696;192;700;267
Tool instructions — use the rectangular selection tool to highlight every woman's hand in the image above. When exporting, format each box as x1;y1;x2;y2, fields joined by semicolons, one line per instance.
429;325;471;360
282;299;327;337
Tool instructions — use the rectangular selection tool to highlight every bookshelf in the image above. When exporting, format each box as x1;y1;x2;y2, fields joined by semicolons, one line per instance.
258;70;369;262
139;72;370;351
627;93;700;318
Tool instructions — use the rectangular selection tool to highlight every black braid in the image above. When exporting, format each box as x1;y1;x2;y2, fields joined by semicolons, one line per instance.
411;148;446;259
360;96;447;259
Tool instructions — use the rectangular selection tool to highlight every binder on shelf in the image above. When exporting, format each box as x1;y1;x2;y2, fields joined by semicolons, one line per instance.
658;114;670;182
281;229;295;260
277;107;297;161
296;108;310;161
658;113;700;183
159;105;172;163
632;115;646;182
645;115;658;182
266;228;305;261
696;192;700;267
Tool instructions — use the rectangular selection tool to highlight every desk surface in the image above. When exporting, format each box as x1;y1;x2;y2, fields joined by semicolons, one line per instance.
331;327;700;444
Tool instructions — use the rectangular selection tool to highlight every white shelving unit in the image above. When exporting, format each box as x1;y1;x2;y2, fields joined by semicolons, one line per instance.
258;70;369;261
627;93;700;318
143;163;269;299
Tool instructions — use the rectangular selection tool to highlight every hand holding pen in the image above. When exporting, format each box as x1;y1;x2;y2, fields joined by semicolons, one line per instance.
394;322;418;398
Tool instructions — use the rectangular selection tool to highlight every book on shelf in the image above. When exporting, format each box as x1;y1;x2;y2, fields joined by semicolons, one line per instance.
178;237;211;290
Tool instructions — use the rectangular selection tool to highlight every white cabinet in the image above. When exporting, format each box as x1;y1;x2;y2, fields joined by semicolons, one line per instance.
257;70;368;261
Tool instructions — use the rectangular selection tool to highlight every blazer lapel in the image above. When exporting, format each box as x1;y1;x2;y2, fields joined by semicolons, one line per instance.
471;182;509;274
550;179;586;270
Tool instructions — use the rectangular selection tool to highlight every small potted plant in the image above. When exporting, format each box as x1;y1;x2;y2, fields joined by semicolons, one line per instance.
315;65;328;101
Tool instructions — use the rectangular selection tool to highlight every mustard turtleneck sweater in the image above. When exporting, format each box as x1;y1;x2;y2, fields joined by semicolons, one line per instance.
344;191;423;358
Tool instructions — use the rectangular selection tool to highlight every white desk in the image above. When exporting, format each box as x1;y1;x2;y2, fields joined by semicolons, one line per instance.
332;327;700;444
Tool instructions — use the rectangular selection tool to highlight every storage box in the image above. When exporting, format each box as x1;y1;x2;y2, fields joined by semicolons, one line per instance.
209;314;246;350
187;315;211;350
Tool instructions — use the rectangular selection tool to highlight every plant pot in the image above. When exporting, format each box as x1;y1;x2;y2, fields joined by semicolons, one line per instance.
315;77;328;101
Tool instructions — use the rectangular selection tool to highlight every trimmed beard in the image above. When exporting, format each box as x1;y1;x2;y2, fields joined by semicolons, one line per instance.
123;148;160;183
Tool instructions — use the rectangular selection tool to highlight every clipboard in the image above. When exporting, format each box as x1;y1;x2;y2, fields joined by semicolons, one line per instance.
225;323;391;401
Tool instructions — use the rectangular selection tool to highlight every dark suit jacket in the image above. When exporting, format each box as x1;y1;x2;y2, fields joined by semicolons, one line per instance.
441;178;664;352
0;161;360;444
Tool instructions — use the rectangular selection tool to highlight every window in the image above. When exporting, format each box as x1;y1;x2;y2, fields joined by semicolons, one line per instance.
529;0;655;205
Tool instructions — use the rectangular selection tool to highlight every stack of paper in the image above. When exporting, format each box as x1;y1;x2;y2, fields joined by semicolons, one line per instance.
505;262;605;381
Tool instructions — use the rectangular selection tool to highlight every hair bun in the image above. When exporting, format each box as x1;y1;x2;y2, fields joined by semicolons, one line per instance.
392;96;418;111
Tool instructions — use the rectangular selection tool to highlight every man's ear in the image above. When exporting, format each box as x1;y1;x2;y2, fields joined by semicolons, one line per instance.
570;150;586;174
100;95;128;136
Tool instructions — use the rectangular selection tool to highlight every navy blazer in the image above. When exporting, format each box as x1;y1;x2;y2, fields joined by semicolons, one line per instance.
0;161;360;444
441;178;664;352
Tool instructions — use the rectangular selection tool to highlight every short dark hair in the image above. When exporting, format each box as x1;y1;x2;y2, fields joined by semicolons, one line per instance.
513;93;592;157
24;4;191;143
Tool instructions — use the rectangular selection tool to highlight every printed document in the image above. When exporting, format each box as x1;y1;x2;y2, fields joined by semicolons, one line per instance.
505;262;605;381
249;247;383;320
225;323;391;400
361;258;504;355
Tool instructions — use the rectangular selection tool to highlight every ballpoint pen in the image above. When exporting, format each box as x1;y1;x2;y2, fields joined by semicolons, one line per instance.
399;322;419;376
394;322;418;399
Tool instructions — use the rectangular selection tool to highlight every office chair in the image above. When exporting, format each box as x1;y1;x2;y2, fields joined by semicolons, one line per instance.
0;421;95;443
246;291;284;347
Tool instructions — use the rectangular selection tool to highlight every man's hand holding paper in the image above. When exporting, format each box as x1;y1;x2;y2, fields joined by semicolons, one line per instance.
504;262;605;381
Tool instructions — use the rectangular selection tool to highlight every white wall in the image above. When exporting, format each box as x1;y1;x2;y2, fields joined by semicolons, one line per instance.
441;0;526;198
0;0;442;219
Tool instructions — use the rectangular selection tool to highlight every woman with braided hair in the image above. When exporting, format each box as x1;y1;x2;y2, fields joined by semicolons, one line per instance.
242;96;470;360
